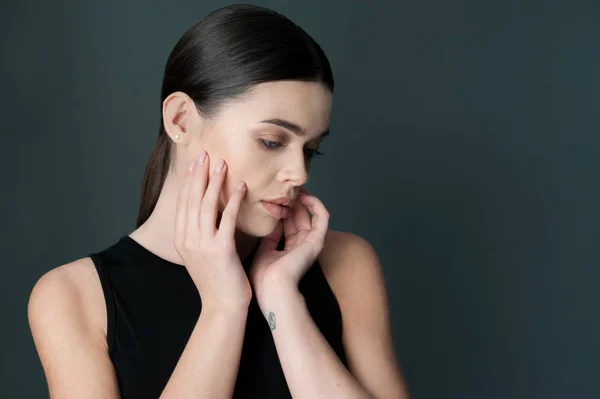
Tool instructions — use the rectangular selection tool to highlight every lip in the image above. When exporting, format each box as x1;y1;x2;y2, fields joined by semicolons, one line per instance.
261;200;291;218
263;196;293;206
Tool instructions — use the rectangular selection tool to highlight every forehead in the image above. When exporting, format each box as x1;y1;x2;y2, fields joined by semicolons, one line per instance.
220;80;333;134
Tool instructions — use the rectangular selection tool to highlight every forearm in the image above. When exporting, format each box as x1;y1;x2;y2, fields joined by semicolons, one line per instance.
266;284;373;399
160;304;249;399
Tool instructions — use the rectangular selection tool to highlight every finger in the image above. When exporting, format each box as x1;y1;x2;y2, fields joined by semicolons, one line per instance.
217;180;246;240
257;220;283;252
200;158;227;238
283;205;298;236
296;187;315;226
175;159;196;246
299;187;312;196
291;196;311;231
296;193;329;239
187;152;210;236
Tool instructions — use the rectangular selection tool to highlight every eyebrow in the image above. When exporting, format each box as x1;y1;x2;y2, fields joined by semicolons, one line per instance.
259;118;330;139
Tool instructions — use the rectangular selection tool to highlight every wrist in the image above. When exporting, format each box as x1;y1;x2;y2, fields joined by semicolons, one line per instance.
201;298;251;316
198;303;250;331
258;288;306;329
259;272;299;298
257;277;304;313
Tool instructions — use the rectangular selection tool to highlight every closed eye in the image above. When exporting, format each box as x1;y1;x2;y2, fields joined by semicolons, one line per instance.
261;140;325;159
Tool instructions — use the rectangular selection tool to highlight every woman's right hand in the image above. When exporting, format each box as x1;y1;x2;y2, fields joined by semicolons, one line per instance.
174;151;252;310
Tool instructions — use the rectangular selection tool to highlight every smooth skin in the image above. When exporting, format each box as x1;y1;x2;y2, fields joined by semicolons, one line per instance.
248;185;328;313
29;152;258;398
28;80;410;398
161;152;253;398
174;152;253;309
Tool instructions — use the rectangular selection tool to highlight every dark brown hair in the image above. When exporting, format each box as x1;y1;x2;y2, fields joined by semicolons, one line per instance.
135;4;334;228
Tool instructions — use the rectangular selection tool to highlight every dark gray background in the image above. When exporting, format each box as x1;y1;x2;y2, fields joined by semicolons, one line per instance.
2;0;599;398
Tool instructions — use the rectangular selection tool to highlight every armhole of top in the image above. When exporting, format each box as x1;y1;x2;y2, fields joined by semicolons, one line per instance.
89;253;116;358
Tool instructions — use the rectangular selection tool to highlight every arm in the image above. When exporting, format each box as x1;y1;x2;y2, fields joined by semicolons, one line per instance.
28;259;250;399
159;303;249;399
30;154;252;398
266;283;374;398
28;260;121;398
265;232;410;399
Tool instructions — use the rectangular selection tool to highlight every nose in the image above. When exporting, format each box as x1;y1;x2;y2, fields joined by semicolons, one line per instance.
279;150;309;187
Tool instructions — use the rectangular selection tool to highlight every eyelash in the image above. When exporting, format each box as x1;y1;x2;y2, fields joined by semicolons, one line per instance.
261;140;325;159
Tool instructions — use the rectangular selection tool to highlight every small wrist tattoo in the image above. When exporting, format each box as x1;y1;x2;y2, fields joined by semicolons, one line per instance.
268;311;276;330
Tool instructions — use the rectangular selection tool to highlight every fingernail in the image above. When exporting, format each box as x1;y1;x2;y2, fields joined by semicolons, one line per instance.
216;158;225;172
198;151;207;165
237;181;246;191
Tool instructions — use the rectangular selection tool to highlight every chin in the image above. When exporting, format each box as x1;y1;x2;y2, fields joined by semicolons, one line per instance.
237;209;282;238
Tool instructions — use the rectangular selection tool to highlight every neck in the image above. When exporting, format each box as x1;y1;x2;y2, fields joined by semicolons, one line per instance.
129;170;260;266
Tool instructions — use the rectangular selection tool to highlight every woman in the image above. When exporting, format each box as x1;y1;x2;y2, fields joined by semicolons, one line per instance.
28;4;410;398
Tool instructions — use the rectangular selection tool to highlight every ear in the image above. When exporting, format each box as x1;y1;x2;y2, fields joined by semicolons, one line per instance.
162;91;200;146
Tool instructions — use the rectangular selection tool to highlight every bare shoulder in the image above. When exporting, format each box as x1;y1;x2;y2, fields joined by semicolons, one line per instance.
28;257;118;397
28;257;107;342
318;229;383;298
318;231;410;398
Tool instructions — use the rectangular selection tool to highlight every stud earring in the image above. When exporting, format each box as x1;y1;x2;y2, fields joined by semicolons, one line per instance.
174;134;180;140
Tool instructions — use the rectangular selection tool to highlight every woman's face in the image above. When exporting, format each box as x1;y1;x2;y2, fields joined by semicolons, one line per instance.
181;80;332;237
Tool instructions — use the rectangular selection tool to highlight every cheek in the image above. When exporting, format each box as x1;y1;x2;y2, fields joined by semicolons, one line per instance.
218;167;250;210
218;146;277;205
217;176;236;209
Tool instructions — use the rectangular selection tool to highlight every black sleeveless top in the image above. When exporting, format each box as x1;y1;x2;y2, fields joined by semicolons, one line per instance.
88;235;347;398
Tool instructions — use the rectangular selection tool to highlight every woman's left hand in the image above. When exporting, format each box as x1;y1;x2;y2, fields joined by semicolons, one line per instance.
247;188;330;313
